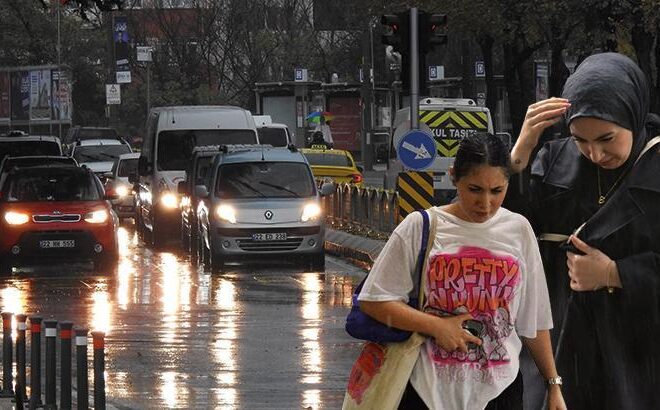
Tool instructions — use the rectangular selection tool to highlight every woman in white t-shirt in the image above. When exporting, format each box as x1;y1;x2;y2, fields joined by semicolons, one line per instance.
358;133;566;410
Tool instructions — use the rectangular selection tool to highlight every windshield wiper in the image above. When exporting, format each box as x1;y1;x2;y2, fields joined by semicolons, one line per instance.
233;179;266;197
75;153;100;161
258;181;300;197
98;152;119;160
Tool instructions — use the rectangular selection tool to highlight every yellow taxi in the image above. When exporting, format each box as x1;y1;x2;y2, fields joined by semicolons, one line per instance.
301;145;363;186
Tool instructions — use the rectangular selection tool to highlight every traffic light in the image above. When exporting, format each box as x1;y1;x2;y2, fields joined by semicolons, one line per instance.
381;13;408;53
419;13;448;54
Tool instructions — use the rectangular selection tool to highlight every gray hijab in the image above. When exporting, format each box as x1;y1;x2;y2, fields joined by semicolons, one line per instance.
561;52;660;168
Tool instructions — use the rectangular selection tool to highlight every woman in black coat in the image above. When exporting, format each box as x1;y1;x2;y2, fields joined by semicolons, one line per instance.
508;52;660;409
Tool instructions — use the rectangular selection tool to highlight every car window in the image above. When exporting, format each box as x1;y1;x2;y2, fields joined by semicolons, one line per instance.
1;158;75;173
157;129;258;171
195;157;214;185
257;128;288;147
0;141;61;158
216;162;315;199
303;152;353;167
73;145;131;163
117;158;138;177
3;169;101;202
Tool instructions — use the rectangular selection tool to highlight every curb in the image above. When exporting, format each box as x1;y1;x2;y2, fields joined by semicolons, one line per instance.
324;228;387;265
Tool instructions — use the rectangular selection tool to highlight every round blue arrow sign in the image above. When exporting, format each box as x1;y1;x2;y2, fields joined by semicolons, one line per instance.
396;129;437;170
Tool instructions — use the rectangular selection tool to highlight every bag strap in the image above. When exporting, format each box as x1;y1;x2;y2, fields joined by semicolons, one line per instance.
416;209;437;309
410;210;430;300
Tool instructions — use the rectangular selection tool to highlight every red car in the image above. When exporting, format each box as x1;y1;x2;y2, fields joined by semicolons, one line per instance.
0;165;118;273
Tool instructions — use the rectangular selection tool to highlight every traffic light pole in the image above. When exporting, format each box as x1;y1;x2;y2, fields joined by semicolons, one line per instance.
409;8;419;130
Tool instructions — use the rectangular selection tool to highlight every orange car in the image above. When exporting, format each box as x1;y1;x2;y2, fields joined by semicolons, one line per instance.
0;165;118;273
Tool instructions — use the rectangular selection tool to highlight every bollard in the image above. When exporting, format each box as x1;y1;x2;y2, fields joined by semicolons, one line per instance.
16;313;27;402
59;321;73;410
92;331;106;410
29;316;43;409
75;327;89;410
0;312;13;398
43;319;57;410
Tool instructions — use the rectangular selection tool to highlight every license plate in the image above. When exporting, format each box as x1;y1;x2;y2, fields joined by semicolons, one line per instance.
252;233;287;241
39;240;75;249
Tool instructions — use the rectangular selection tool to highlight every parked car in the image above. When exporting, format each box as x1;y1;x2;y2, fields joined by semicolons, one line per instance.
104;152;140;222
0;135;62;159
70;139;133;182
136;105;259;248
300;145;363;186
196;145;334;271
0;165;119;273
178;146;222;261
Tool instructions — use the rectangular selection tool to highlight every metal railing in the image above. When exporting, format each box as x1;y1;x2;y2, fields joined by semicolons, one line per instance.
320;181;399;238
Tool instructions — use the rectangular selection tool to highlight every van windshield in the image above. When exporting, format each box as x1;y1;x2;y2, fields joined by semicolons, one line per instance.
257;128;288;147
157;130;258;171
0;141;61;158
216;162;315;199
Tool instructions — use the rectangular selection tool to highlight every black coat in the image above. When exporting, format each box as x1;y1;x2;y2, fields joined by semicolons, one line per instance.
508;137;660;409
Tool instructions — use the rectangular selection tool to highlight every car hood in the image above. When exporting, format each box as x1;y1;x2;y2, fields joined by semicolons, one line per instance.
310;165;357;177
220;198;319;225
82;161;114;173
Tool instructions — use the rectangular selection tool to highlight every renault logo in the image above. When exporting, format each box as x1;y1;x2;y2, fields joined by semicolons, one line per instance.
264;210;273;220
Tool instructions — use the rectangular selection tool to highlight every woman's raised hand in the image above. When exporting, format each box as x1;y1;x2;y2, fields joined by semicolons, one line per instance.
519;98;571;148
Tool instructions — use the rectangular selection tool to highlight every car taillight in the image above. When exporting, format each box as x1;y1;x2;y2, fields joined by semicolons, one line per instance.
351;174;363;184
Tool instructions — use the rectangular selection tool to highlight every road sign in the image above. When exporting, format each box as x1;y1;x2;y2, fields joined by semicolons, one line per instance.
429;65;444;80
475;61;485;78
116;71;131;84
106;84;121;105
396;129;437;170
137;46;153;62
294;68;308;82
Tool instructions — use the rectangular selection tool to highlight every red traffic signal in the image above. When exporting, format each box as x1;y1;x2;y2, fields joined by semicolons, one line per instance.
381;14;402;48
427;13;448;47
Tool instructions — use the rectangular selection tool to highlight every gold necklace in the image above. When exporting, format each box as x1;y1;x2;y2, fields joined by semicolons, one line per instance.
597;167;628;205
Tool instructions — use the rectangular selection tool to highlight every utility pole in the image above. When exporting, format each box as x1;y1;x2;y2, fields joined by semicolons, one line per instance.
361;24;374;171
57;0;62;138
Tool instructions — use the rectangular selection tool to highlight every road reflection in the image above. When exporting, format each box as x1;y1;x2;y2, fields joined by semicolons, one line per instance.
0;224;364;409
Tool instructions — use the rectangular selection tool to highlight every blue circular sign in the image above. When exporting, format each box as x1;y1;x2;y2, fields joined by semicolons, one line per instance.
396;130;437;170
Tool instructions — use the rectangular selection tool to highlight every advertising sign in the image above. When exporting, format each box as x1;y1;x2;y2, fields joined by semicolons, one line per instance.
113;15;130;72
30;70;51;120
10;71;30;121
51;70;72;121
0;72;9;121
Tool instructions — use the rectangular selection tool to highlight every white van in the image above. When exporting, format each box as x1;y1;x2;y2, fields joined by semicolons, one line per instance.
135;106;259;247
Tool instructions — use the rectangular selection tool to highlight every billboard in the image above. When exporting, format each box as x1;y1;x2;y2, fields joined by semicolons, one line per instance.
0;72;9;121
10;71;30;121
114;15;130;72
52;70;72;121
30;69;52;121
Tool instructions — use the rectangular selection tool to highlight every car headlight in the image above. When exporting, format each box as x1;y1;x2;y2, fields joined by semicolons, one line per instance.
4;211;29;225
160;192;178;209
301;203;322;222
115;185;130;197
84;210;109;224
215;204;236;224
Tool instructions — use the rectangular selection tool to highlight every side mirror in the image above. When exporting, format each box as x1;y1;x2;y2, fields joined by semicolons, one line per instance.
103;171;113;179
194;185;209;198
319;182;335;197
128;173;138;184
356;165;364;173
178;180;189;195
138;155;152;176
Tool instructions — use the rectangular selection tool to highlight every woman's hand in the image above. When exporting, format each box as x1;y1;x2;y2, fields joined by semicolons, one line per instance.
428;313;482;353
547;385;567;410
520;98;570;147
566;235;619;291
510;98;571;173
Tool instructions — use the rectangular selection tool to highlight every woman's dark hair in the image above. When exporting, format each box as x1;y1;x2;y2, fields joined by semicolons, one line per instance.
452;132;511;181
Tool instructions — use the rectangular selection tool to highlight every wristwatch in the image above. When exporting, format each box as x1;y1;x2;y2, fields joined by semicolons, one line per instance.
547;376;563;386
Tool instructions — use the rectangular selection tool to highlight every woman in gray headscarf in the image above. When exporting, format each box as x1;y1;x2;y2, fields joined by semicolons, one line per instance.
508;52;660;409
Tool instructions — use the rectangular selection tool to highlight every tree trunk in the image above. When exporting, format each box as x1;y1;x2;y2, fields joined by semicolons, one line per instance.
655;27;660;114
549;44;570;98
631;24;655;111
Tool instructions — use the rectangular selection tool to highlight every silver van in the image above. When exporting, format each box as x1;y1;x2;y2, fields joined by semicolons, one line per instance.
195;145;333;271
135;106;259;247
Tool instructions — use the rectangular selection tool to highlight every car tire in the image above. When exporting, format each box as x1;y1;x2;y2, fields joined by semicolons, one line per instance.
209;250;224;272
201;232;211;271
190;229;199;267
307;250;325;271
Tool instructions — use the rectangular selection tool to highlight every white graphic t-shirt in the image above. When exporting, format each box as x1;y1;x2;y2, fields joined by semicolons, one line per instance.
358;206;552;410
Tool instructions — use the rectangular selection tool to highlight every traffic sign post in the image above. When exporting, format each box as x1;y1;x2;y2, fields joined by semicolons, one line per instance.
396;129;437;170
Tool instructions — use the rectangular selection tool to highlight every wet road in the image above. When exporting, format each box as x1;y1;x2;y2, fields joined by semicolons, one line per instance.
0;223;366;409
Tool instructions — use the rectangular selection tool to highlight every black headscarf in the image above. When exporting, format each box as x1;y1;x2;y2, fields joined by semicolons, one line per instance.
561;52;660;169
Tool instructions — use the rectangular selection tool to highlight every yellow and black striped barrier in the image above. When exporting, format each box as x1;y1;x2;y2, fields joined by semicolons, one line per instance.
396;171;434;222
420;110;489;157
